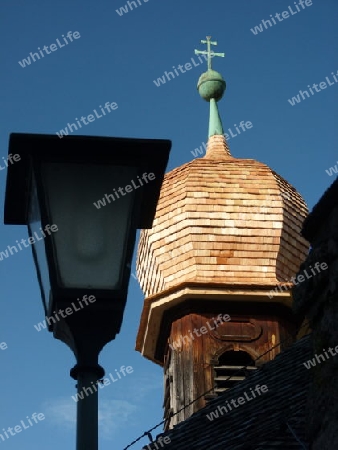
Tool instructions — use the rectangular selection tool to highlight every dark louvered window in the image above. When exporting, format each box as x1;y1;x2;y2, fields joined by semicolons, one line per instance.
208;351;257;400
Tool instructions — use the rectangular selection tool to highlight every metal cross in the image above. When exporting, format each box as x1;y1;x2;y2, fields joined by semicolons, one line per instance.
195;36;225;70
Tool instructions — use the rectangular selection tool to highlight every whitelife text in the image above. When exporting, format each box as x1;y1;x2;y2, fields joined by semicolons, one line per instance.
0;412;45;443
169;314;231;350
18;31;81;68
0;224;58;262
33;294;96;332
268;261;328;299
72;365;134;402
56;101;118;138
93;172;155;209
207;384;269;421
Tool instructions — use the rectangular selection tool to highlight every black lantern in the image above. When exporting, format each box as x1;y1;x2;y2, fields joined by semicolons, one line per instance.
4;133;171;450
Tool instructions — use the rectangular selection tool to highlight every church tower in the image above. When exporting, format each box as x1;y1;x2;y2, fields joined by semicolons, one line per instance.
135;37;309;430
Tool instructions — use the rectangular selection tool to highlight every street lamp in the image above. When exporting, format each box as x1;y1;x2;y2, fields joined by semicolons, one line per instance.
4;133;171;450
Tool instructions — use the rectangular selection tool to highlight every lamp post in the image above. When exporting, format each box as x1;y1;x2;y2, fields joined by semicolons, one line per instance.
4;133;171;450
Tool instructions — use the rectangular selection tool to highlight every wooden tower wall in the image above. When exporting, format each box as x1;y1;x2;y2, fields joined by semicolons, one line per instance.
162;302;298;429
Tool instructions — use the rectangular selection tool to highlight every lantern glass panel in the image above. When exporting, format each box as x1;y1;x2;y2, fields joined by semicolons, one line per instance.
28;173;50;314
40;162;137;290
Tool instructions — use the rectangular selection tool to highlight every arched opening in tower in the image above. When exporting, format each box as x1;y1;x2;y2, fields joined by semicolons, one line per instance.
211;350;257;397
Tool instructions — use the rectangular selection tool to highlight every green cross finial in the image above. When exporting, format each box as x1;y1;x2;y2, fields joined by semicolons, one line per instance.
194;36;225;70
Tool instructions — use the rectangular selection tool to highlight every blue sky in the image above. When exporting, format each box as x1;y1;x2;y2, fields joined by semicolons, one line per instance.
0;0;337;449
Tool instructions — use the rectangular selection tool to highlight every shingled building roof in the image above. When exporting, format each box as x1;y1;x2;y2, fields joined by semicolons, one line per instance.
301;176;338;241
142;334;312;450
137;135;308;298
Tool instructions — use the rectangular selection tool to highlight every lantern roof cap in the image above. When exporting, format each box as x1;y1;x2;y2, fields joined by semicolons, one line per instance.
4;133;171;227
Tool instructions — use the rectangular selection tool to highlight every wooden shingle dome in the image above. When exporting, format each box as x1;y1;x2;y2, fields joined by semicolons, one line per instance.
138;135;308;295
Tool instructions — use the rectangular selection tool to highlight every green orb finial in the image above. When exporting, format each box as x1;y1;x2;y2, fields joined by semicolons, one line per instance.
197;70;226;102
195;36;226;137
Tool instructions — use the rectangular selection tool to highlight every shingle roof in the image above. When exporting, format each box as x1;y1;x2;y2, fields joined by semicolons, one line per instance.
302;176;338;241
142;334;312;450
137;135;309;299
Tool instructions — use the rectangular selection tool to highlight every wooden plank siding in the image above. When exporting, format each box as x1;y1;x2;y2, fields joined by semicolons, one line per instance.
164;309;297;427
